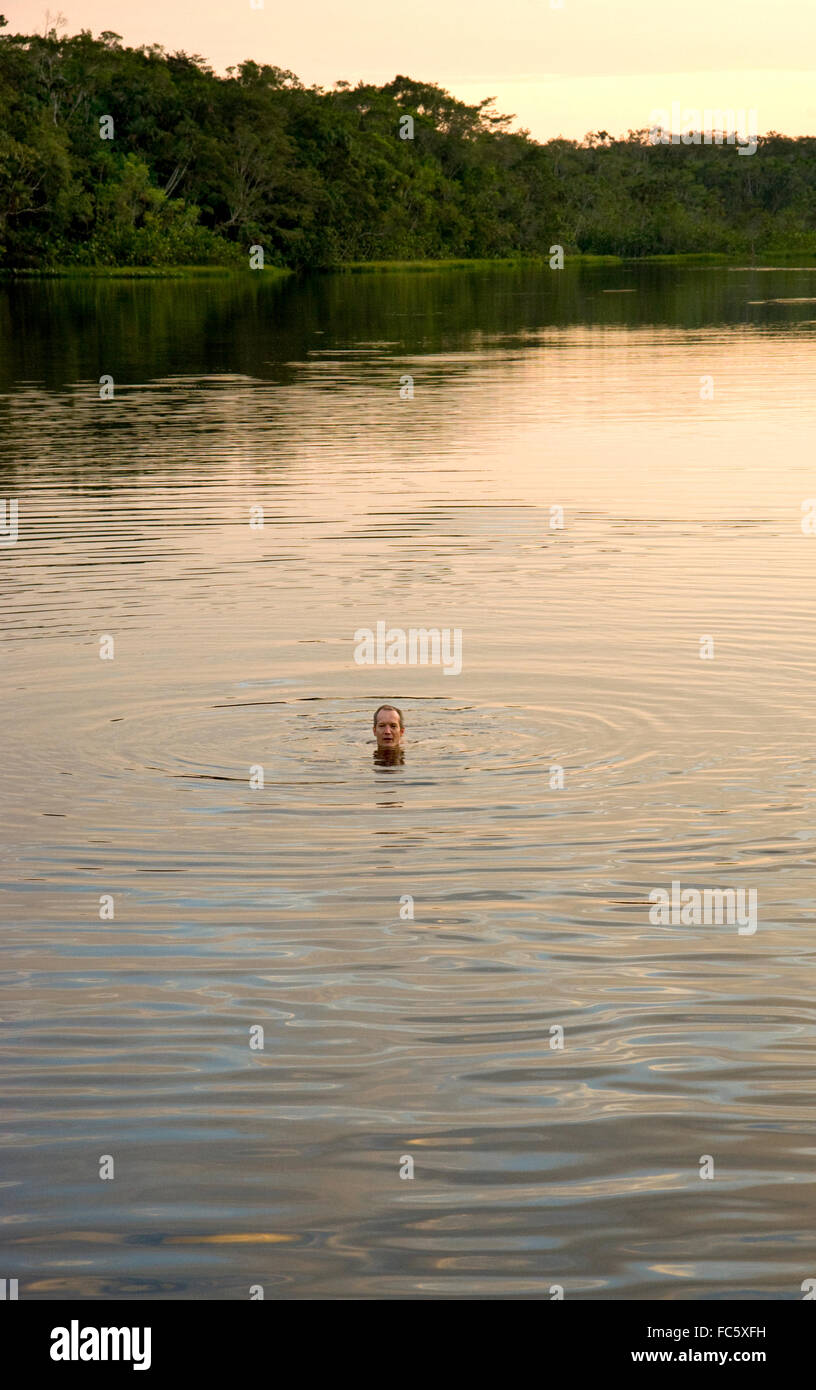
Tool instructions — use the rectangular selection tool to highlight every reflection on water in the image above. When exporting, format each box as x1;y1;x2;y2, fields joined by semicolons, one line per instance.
2;264;816;1299
374;748;406;770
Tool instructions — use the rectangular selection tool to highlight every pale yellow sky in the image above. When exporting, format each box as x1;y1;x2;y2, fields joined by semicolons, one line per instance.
8;0;816;139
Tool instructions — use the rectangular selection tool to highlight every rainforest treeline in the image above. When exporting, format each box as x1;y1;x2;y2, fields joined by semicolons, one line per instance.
2;22;815;269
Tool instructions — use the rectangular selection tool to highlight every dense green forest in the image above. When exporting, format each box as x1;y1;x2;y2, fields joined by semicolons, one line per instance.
2;20;815;269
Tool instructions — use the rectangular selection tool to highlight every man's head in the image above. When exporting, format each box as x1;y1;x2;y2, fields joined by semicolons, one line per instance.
373;704;404;751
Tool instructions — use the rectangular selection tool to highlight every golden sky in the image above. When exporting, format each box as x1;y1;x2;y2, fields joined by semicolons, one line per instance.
8;0;816;139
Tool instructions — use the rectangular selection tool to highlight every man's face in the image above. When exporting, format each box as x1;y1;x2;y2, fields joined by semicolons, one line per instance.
374;708;402;751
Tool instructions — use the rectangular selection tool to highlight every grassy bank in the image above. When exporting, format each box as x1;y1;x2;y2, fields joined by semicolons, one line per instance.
327;251;816;272
325;254;618;273
0;264;292;280
3;252;816;280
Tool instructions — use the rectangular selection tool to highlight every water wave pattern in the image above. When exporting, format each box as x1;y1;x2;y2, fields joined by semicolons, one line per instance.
2;267;816;1298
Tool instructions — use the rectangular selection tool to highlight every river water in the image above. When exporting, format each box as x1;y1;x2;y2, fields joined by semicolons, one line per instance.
2;263;816;1299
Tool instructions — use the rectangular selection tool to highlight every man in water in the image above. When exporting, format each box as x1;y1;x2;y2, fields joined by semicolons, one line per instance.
373;704;405;764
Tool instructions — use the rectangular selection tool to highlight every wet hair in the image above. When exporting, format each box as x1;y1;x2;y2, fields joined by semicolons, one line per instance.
373;704;404;730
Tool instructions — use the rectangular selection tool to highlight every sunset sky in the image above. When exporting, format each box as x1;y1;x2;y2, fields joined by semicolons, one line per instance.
7;0;816;141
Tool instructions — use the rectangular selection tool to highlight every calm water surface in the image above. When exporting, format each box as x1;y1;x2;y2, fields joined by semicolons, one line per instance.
2;264;816;1299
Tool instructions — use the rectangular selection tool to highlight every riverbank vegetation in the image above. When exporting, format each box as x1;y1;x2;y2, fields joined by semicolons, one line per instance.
2;21;815;270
